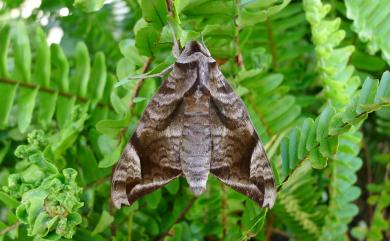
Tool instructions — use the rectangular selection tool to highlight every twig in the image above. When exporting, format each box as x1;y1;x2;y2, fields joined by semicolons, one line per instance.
221;184;228;240
109;197;116;241
0;77;113;110
85;175;111;190
153;197;196;241
166;0;174;16
265;214;274;240
270;228;289;238
265;19;278;70
362;136;373;224
128;58;153;109
234;0;244;69
127;210;134;241
238;209;268;241
0;221;21;236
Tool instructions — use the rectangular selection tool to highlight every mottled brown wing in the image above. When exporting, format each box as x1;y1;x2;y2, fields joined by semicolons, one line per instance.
209;66;276;208
111;65;196;208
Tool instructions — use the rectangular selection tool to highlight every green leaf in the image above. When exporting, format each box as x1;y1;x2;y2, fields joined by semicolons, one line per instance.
33;27;50;87
288;128;300;169
351;51;387;72
91;210;114;235
165;179;180;194
17;88;39;133
73;0;105;13
0;83;17;129
55;96;76;129
0;191;20;209
96;114;131;138
38;92;58;128
141;0;168;29
184;1;235;17
98;144;123;168
174;0;191;14
12;22;31;83
119;39;147;65
0;24;11;78
298;119;314;159
88;52;107;102
281;138;289;178
72;42;91;98
51;44;70;92
309;147;327;169
357;78;378;113
238;0;292;27
345;0;390;65
144;189;162;209
78;139;101;184
319;136;338;157
316;106;335;142
375;71;390;104
135;26;161;57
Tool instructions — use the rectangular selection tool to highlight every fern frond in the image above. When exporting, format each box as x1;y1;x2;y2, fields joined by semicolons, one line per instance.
239;70;302;143
301;1;372;240
281;72;390;176
242;2;314;89
0;22;111;132
366;179;390;241
345;0;390;65
374;71;390;136
275;160;324;241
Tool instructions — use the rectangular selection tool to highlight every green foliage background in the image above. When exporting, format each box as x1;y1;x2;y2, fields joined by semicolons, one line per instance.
0;0;389;240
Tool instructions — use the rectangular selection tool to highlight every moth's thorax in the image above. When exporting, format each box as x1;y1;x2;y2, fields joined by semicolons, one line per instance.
180;88;211;195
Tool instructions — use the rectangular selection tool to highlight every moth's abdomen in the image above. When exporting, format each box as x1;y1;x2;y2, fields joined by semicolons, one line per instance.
180;91;211;195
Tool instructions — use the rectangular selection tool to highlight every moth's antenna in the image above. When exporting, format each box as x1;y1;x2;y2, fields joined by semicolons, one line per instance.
168;22;180;58
200;31;206;46
200;31;211;56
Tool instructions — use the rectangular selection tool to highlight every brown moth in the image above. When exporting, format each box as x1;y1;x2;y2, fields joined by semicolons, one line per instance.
111;41;276;209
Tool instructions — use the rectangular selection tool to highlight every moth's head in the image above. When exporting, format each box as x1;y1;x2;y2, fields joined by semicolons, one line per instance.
180;41;211;57
176;41;216;64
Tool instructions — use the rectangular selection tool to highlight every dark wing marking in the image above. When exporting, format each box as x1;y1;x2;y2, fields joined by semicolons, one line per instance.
209;66;276;208
111;65;196;208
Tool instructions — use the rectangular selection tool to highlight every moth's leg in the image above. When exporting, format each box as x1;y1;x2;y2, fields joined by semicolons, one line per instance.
111;143;142;208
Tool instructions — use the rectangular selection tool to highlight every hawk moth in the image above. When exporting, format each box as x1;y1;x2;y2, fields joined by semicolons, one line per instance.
111;41;276;209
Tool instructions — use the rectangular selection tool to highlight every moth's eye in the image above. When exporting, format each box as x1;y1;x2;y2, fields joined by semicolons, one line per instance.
208;61;217;68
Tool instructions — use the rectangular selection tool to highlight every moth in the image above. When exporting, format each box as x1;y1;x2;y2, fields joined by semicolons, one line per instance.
111;41;276;209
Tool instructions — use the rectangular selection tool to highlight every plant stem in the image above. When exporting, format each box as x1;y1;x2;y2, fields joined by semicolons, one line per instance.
0;221;21;236
109;197;116;241
234;0;244;69
0;77;112;110
128;210;134;241
85;175;111;189
129;57;152;109
153;197;196;241
265;19;278;70
221;183;228;240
